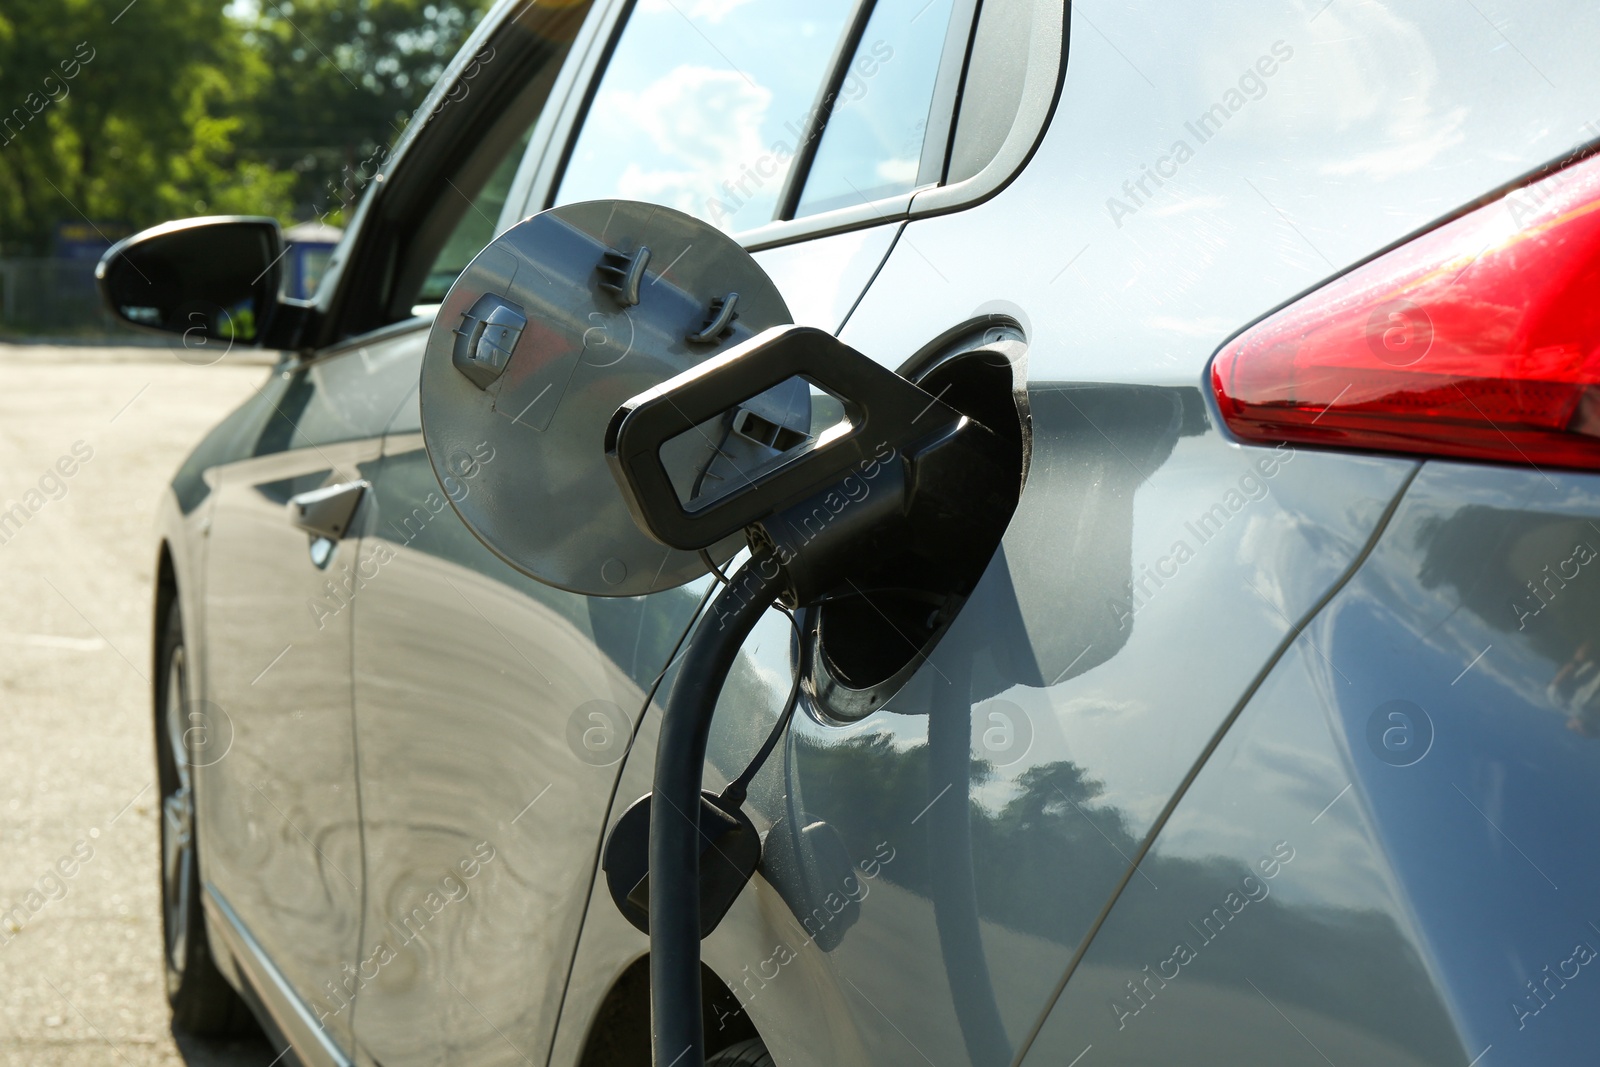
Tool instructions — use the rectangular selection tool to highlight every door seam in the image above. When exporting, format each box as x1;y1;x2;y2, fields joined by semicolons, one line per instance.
541;577;719;1067
1008;460;1423;1066
834;220;906;336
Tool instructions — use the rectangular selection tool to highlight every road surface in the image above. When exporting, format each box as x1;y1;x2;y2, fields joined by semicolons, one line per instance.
0;344;280;1066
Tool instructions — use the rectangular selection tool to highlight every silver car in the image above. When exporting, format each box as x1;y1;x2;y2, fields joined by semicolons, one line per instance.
96;0;1600;1064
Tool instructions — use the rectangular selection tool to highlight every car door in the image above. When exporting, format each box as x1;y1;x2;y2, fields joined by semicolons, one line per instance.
195;4;606;1059
197;332;421;1060
344;0;974;1063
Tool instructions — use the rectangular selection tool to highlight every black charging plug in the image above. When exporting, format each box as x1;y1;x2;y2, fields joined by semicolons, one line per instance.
607;323;1016;606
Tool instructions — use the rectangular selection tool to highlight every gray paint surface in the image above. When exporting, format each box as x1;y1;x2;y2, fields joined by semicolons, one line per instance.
1029;462;1600;1064
706;395;1413;1066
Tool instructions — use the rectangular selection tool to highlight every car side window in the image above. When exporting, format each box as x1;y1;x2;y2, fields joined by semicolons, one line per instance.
554;0;856;233
398;27;576;318
792;0;957;218
415;124;535;308
332;3;595;338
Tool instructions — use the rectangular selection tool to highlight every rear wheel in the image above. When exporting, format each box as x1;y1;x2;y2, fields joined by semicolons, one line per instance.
156;605;252;1035
706;1038;775;1066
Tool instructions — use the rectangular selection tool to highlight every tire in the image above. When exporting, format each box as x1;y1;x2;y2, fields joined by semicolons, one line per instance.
156;604;254;1036
706;1038;775;1067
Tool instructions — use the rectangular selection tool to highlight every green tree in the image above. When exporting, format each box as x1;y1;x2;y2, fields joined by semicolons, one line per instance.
0;0;294;254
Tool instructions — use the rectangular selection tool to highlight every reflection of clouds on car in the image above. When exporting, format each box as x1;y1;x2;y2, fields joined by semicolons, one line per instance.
875;155;918;186
556;0;855;231
595;65;774;226
636;0;757;24
1301;4;1468;181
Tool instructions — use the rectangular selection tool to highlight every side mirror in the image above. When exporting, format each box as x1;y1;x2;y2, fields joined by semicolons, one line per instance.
96;216;284;346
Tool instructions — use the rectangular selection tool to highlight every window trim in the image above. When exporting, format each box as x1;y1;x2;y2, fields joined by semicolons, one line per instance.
520;0;638;229
305;0;616;356
919;0;983;187
781;0;980;225
520;0;1067;254
908;0;1068;218
314;314;433;364
772;0;877;222
380;80;551;322
493;0;627;238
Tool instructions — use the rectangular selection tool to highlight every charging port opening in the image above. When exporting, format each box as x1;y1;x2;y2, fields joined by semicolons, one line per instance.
807;342;1027;719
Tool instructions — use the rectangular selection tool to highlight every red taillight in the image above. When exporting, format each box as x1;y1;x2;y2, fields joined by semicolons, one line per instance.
1212;152;1600;470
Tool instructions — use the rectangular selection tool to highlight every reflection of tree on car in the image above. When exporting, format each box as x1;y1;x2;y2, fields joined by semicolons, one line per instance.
1550;639;1600;737
774;733;1458;1062
1417;507;1600;730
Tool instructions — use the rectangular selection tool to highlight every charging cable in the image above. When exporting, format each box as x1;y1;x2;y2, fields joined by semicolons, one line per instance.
649;551;785;1067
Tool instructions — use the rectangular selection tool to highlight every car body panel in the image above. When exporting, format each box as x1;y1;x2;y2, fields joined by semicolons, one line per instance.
192;333;424;1057
550;385;1418;1066
347;428;706;1066
747;3;1600;1062
751;222;901;334
851;0;1600;391
344;217;905;1063
559;3;1600;1064
162;0;999;1055
1026;461;1600;1064
707;406;1414;1066
203;884;355;1067
197;434;376;1058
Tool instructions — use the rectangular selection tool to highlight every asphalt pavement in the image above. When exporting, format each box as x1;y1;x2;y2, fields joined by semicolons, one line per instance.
0;344;280;1066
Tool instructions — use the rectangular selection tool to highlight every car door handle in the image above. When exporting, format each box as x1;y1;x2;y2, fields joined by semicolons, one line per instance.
287;480;369;541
